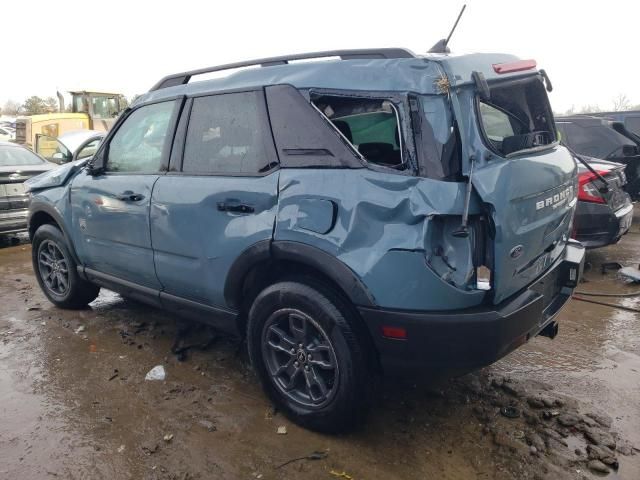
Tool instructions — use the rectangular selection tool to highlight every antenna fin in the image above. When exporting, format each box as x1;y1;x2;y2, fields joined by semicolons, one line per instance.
428;4;467;54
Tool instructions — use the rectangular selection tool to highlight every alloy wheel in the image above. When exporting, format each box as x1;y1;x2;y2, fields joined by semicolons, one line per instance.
38;240;70;296
262;308;339;408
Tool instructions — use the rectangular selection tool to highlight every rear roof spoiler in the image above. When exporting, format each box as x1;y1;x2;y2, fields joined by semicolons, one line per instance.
150;48;417;91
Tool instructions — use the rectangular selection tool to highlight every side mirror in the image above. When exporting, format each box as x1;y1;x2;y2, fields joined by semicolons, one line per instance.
623;145;638;157
86;149;106;175
51;152;71;164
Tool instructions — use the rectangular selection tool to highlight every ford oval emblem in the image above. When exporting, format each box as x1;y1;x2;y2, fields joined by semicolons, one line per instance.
510;245;524;259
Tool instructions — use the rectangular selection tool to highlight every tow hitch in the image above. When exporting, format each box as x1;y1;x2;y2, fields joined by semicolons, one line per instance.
538;321;559;339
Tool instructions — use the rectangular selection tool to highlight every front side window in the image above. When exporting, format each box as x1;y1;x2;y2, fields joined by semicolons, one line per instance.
182;91;276;175
107;101;176;173
477;76;556;156
312;94;404;169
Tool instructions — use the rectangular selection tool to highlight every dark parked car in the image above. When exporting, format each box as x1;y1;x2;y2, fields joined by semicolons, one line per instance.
0;142;56;235
556;116;640;199
589;110;640;137
26;49;584;432
574;157;632;248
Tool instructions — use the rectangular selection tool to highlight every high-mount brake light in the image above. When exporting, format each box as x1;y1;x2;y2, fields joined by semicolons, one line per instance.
578;170;608;204
492;59;537;74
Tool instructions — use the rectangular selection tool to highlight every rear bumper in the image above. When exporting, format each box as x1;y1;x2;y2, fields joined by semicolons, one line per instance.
574;200;633;249
359;241;585;377
0;209;28;234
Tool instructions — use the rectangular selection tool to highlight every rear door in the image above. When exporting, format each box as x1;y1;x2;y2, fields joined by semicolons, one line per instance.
70;100;180;289
151;90;279;309
462;77;577;304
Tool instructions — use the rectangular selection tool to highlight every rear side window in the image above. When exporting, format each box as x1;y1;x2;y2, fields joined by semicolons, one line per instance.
182;91;277;175
311;95;405;169
478;76;556;156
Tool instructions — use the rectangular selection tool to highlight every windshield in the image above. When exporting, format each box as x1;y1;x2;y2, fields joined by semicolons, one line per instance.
0;146;45;167
556;121;634;160
477;76;556;156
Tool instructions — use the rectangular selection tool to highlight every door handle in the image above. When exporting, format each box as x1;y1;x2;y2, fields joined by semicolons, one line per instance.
116;191;145;202
217;201;255;214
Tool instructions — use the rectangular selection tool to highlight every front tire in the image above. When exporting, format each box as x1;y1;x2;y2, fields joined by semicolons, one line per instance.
32;224;100;308
247;279;371;433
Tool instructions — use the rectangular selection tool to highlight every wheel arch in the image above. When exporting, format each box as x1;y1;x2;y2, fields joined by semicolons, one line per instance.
226;241;380;371
28;203;82;268
224;240;377;312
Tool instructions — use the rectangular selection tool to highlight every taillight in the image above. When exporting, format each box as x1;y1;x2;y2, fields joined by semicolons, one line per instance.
492;59;537;74
578;170;608;204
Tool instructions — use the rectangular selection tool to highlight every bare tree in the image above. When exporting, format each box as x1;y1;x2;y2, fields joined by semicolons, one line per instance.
612;94;631;112
44;96;59;113
578;104;602;114
2;100;21;115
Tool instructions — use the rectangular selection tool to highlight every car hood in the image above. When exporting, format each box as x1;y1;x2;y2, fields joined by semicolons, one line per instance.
25;159;88;192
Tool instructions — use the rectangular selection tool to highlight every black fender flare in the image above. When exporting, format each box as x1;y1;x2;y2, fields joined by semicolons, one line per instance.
28;201;83;270
224;240;376;310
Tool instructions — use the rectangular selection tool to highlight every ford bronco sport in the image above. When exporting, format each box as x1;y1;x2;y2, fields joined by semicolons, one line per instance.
26;48;585;432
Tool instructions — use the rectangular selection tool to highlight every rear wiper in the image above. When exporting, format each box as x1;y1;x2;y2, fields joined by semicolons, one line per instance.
561;143;610;193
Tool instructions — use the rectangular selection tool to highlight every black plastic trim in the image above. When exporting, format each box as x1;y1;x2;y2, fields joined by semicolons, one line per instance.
223;239;377;310
28;201;82;268
270;241;376;307
265;85;364;169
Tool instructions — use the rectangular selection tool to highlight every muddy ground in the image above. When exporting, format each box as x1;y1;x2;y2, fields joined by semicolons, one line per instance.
1;211;640;480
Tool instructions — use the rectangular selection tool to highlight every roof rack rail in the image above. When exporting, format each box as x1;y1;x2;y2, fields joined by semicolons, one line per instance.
150;48;417;91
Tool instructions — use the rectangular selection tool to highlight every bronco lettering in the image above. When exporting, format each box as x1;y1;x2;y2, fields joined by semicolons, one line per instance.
536;186;574;211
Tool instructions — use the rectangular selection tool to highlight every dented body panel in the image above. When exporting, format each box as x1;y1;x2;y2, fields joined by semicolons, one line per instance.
275;169;484;310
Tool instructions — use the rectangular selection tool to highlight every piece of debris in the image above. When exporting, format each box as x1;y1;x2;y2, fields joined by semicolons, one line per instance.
117;444;126;453
75;325;86;334
197;420;216;432
145;365;166;381
619;266;640;282
601;262;623;274
329;471;354;480
276;450;329;469
141;443;159;455
108;370;119;381
500;406;520;418
276;425;287;435
27;306;41;311
163;433;174;443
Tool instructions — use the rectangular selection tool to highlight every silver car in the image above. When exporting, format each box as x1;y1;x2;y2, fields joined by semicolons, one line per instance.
0;142;56;234
40;130;106;165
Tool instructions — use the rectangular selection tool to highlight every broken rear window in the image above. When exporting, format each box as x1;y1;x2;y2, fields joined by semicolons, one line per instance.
478;76;556;156
312;94;405;169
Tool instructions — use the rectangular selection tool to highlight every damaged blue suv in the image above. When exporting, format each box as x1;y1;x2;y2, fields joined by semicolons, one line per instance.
27;48;585;432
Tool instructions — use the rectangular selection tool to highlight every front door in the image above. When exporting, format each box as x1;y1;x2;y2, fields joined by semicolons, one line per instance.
70;100;180;289
151;91;279;309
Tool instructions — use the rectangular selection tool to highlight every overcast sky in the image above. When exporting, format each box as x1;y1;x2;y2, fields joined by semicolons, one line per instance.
2;0;638;113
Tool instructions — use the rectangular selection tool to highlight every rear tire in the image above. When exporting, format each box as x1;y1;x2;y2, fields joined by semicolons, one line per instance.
32;224;99;308
247;278;371;433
